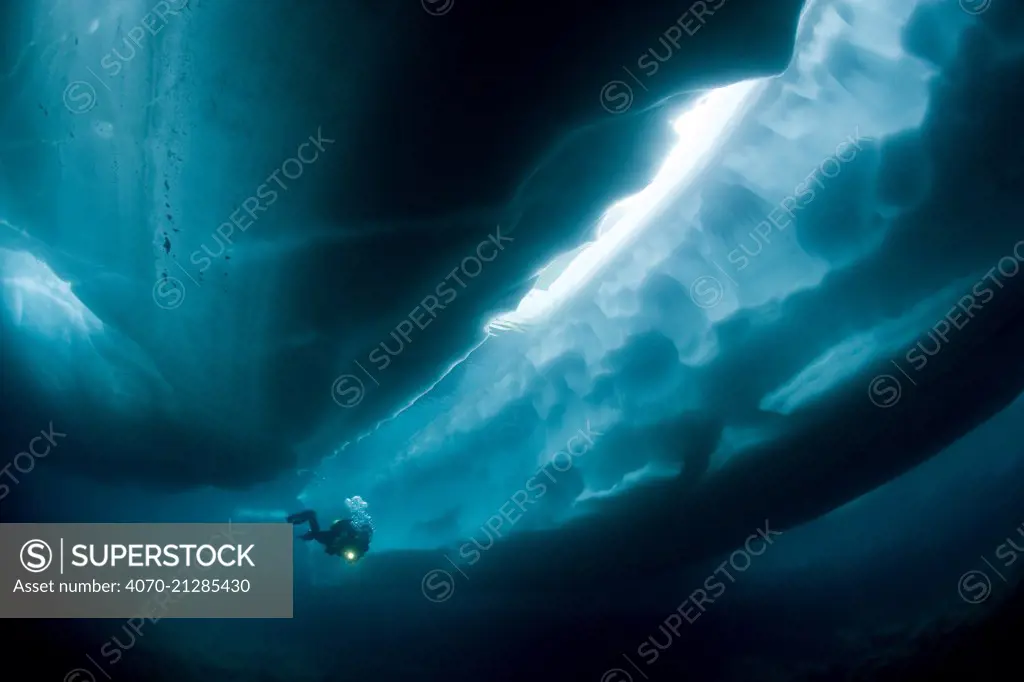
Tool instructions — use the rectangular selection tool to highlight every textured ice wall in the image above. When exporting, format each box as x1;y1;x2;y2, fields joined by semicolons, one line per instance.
303;0;1002;550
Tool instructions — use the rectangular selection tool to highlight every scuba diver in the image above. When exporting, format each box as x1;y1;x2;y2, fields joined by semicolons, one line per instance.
287;496;374;564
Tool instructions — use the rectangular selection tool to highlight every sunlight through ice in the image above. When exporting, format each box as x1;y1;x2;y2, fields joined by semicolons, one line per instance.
486;77;764;331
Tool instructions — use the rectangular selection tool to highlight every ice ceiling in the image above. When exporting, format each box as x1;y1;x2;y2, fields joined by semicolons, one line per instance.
2;0;1023;568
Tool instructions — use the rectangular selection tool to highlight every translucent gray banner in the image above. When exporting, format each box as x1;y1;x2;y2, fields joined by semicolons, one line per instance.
0;523;292;618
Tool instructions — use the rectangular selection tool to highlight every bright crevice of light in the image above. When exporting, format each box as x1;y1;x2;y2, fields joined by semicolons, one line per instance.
367;80;765;445
486;77;764;331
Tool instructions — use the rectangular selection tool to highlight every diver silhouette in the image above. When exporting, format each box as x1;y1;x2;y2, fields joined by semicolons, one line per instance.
287;496;374;563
